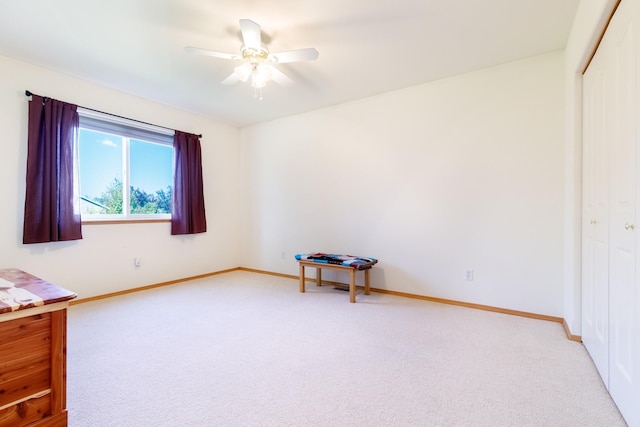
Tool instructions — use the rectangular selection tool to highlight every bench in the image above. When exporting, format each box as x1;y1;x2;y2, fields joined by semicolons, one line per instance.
295;253;378;303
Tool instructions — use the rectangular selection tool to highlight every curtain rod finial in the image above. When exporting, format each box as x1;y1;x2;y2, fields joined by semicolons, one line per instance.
25;90;32;97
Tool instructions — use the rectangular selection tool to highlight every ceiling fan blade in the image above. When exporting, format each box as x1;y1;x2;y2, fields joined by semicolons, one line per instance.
239;19;261;50
222;63;254;85
269;67;294;86
184;46;239;60
221;72;240;85
269;48;319;64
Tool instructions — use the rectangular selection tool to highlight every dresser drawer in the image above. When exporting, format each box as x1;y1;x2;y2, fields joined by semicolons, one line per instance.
0;313;52;426
0;393;51;426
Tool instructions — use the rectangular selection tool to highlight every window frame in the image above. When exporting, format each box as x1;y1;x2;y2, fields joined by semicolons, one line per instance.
77;108;174;223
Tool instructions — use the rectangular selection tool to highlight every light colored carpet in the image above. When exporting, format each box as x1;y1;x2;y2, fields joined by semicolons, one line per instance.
66;270;626;426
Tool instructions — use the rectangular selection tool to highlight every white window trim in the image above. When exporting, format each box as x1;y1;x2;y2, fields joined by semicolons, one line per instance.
77;108;175;137
77;108;174;222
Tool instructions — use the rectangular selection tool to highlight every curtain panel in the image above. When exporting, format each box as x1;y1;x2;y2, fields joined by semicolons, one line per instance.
171;131;207;235
23;95;82;244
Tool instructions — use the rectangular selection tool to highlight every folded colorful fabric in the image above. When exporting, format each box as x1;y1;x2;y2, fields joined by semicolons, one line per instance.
295;253;378;270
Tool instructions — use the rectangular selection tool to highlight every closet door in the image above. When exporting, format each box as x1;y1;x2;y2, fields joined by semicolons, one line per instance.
583;1;640;425
581;27;610;384
607;1;640;424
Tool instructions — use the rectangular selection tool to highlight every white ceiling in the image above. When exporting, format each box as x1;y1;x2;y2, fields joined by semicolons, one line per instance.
0;0;580;128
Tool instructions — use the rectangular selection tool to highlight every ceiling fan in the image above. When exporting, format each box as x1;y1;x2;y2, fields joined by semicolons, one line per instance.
185;19;319;99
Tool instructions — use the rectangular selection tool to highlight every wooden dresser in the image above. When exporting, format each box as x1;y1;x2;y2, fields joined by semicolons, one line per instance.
0;269;76;427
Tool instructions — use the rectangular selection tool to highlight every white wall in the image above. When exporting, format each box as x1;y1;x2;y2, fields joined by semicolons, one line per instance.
0;54;242;299
0;47;569;318
563;0;620;336
240;52;565;317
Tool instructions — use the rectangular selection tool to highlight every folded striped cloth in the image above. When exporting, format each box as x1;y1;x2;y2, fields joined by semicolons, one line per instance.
295;253;378;270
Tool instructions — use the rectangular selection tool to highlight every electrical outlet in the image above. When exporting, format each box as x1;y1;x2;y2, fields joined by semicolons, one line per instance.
465;269;474;281
134;257;142;267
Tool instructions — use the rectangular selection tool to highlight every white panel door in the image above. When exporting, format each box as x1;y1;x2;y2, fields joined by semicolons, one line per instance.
583;1;640;425
582;44;610;383
607;1;640;425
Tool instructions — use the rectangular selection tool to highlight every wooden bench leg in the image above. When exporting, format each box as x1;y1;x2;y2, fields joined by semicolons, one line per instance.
316;267;322;287
365;269;371;295
349;269;356;303
299;263;305;293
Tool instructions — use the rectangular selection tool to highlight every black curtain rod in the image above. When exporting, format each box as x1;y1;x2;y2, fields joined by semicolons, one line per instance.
25;90;203;138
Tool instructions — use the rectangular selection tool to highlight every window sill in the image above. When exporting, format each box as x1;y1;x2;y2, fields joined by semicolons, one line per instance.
81;219;171;225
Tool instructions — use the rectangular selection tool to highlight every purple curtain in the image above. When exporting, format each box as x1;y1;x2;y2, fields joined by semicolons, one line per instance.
23;95;82;244
171;131;207;235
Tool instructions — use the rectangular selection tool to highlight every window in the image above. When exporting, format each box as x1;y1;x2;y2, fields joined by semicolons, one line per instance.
78;109;174;221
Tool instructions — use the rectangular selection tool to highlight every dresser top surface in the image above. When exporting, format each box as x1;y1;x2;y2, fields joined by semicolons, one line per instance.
0;268;77;315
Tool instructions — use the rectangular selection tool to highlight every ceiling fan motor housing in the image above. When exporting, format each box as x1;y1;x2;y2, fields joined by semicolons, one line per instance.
241;46;270;64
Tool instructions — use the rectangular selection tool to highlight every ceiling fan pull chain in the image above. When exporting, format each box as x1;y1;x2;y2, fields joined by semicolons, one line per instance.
254;86;264;101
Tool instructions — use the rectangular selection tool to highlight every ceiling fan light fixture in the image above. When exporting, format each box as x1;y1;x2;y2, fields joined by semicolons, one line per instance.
233;63;253;82
252;78;267;89
257;64;273;79
251;64;274;88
